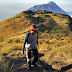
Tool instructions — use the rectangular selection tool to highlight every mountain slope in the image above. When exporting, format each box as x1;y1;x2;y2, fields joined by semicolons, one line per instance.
0;10;72;72
0;10;69;40
28;1;67;14
0;10;71;42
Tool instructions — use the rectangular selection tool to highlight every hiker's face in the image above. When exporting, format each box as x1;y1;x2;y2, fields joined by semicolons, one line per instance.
31;30;37;34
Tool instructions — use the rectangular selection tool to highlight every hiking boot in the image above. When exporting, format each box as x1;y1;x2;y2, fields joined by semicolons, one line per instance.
28;67;32;70
28;68;31;70
27;61;31;70
32;64;38;67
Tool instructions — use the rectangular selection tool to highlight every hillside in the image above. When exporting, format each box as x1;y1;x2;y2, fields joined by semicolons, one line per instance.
0;10;72;72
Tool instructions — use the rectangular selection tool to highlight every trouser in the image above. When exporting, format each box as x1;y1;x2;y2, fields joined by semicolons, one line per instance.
26;48;38;68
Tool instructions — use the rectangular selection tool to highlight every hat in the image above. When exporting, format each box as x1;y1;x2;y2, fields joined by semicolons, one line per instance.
30;24;39;31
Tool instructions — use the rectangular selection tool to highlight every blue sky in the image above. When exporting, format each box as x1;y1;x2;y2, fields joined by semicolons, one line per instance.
0;0;72;12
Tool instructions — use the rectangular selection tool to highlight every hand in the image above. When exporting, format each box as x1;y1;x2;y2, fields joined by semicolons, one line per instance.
21;51;24;55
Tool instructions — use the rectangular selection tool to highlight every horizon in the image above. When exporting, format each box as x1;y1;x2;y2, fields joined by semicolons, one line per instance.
0;0;72;21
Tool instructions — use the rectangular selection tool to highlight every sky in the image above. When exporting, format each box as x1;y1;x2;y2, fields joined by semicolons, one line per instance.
0;0;72;12
0;0;72;5
0;0;72;21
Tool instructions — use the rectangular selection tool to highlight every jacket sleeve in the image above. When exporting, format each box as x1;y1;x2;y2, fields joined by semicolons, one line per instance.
22;34;28;52
37;32;38;45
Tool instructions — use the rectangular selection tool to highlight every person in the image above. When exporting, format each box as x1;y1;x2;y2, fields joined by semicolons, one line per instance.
21;24;39;70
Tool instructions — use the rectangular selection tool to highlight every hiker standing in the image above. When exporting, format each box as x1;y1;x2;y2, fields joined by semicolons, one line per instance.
21;24;39;70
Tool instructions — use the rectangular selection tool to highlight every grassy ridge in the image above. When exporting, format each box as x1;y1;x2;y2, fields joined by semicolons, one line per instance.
0;10;72;72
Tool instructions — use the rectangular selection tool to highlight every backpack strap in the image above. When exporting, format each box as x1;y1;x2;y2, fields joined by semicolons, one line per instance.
26;32;31;42
37;32;38;45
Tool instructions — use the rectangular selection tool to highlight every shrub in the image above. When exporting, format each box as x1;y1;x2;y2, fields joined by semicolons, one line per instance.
45;40;50;44
57;14;70;19
8;40;13;43
50;29;56;34
46;11;52;13
20;19;24;21
24;14;32;19
44;30;49;33
66;22;69;24
24;14;39;24
15;16;21;18
50;61;58;65
23;10;35;15
61;14;69;17
11;45;22;50
15;39;20;43
2;53;7;56
52;13;57;16
61;26;70;33
55;29;61;33
30;17;39;24
47;48;52;51
37;16;45;23
36;10;43;14
39;24;49;32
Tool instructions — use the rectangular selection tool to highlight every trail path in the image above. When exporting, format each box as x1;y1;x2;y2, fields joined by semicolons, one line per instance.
6;50;72;72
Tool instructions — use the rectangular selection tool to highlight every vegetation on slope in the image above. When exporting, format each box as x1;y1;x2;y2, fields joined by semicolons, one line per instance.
0;10;72;72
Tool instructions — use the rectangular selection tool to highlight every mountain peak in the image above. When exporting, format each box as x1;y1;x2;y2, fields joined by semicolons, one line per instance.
28;1;67;14
47;1;56;5
48;1;55;4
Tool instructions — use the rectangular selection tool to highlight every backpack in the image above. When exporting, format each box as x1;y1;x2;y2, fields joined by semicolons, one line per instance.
27;31;38;42
25;32;38;48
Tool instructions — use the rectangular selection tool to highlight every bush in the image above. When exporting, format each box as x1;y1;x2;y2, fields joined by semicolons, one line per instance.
8;40;13;43
15;16;21;18
30;17;39;24
36;10;43;14
61;14;69;17
15;39;20;43
36;10;52;14
50;29;56;34
12;45;22;50
52;13;57;16
61;26;70;33
45;40;50;44
50;61;58;65
55;29;61;33
37;16;45;23
44;30;49;33
24;14;32;19
39;24;49;32
46;11;52;13
24;14;39;24
23;10;35;15
57;14;70;19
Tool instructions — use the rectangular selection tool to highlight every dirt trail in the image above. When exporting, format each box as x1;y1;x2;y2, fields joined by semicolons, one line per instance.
6;50;72;72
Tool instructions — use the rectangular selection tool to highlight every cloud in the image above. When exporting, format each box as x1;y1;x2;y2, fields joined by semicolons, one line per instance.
0;3;33;13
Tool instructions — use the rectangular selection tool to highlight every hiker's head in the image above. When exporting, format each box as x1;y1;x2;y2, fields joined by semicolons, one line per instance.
30;24;39;34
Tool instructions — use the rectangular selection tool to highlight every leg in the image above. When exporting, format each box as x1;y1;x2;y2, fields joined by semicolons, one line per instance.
32;49;38;65
26;48;31;69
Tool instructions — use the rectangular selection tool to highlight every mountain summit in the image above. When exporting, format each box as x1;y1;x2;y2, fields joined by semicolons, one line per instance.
28;1;66;14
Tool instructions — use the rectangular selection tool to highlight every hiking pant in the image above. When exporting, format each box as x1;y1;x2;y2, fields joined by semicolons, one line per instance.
26;48;38;67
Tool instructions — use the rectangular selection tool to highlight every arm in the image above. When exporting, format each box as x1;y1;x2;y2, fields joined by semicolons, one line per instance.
37;32;38;45
22;34;28;53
